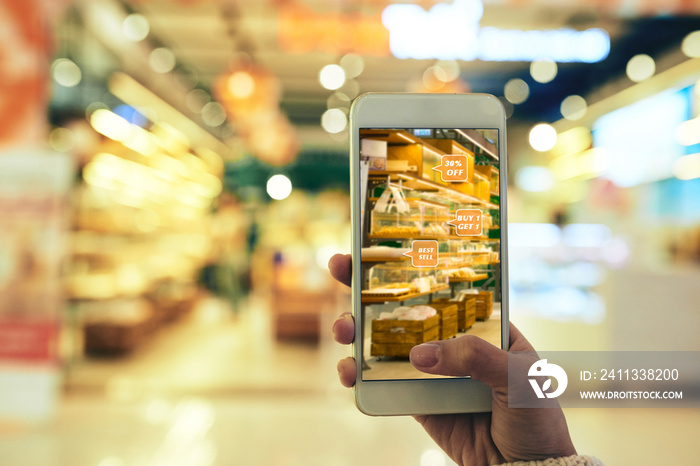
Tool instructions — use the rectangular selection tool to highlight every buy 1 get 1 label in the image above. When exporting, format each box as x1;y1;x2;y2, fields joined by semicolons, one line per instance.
447;209;483;236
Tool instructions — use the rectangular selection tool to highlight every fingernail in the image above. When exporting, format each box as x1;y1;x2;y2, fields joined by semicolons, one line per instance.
410;342;441;368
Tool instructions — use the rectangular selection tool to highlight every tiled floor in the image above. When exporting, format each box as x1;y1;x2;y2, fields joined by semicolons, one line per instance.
0;295;698;465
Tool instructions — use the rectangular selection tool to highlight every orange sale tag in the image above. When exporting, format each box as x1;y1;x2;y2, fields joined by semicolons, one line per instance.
447;209;483;236
402;240;439;267
433;155;468;182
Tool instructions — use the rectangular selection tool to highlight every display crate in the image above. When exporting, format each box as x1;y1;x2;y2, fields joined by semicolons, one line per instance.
474;290;493;320
433;296;476;331
426;302;458;339
371;314;440;357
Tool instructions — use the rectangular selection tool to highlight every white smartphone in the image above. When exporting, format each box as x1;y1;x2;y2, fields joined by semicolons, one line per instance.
349;93;509;415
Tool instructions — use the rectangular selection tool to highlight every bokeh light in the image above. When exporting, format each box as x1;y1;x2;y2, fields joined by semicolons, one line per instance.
675;117;700;146
422;66;447;91
122;14;149;42
530;58;558;83
435;60;460;82
504;79;529;105
529;123;557;152
319;64;346;90
149;48;176;74
201;102;227;127
339;54;365;79
49;127;76;153
560;95;588;121
227;71;255;99
626;54;655;82
673;153;700;180
52;58;82;87
321;108;347;134
681;30;700;58
266;174;293;200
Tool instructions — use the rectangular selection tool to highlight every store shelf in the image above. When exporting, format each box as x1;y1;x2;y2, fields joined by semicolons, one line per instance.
455;129;498;161
361;256;408;262
361;285;449;304
368;171;498;209
368;234;490;241
448;273;488;283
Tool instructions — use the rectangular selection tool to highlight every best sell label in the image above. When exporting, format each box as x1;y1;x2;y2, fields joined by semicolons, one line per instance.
447;209;482;236
433;155;468;182
403;240;439;267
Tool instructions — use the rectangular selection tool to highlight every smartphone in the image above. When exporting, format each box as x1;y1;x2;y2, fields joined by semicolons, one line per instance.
349;93;509;415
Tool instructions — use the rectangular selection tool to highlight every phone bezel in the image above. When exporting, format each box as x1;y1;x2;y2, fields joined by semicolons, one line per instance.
349;93;509;415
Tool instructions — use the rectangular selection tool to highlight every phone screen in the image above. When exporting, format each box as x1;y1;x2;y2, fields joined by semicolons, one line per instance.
358;127;503;381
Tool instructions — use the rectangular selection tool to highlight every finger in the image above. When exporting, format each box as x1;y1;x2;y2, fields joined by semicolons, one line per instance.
332;312;355;344
337;357;356;387
409;335;508;390
508;322;535;352
328;254;352;288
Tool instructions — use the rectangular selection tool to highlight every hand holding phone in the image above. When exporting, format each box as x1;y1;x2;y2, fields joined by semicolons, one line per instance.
329;253;579;465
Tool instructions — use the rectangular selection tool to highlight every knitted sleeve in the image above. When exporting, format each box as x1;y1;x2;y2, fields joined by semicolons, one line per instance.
495;455;604;466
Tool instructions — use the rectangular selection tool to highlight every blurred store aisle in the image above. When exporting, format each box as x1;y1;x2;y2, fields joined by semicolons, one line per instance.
65;295;342;396
0;295;454;466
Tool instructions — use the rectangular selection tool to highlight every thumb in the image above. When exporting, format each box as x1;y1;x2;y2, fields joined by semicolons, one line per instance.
409;335;508;391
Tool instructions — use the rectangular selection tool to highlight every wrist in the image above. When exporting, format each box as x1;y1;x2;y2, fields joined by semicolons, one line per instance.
495;455;604;466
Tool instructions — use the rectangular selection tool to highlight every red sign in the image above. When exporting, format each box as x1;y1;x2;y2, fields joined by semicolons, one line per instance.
0;321;58;363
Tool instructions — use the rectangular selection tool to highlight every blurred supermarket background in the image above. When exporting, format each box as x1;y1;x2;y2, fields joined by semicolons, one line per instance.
1;0;700;464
